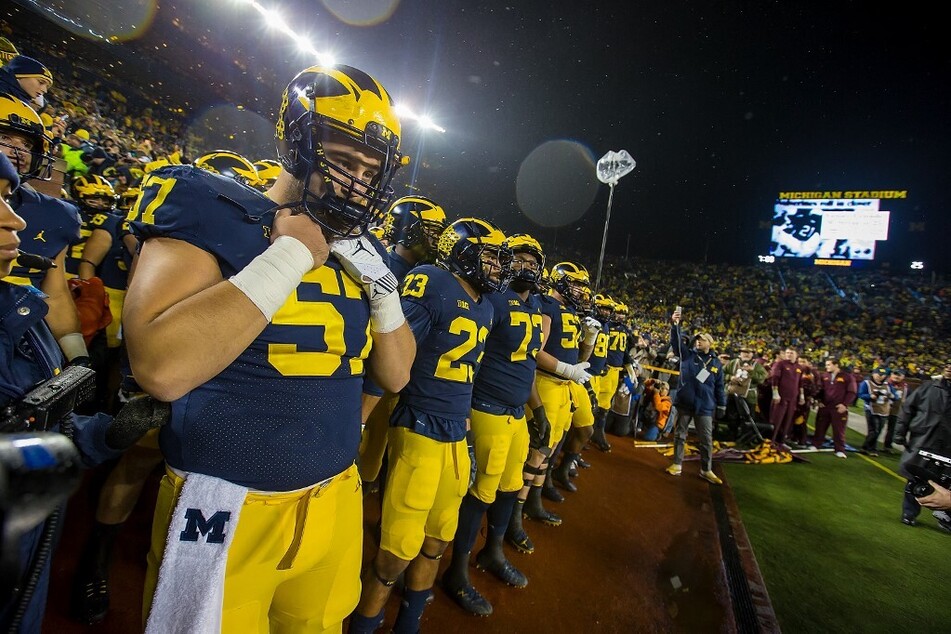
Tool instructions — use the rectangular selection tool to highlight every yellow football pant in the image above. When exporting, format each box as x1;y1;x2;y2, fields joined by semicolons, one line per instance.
534;372;572;450
568;380;595;428
598;366;621;410
380;427;469;561
469;406;530;503
143;464;362;633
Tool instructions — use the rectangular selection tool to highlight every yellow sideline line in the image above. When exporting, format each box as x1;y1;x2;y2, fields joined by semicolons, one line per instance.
806;423;905;482
855;453;905;482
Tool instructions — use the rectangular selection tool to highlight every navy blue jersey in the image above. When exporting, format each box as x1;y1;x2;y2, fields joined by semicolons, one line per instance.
395;264;494;440
64;208;96;277
7;186;81;287
128;166;375;490
536;293;580;378
472;289;544;411
606;322;630;368
85;212;131;291
587;321;612;375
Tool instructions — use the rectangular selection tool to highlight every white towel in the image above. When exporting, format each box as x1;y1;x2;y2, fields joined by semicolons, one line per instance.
146;472;248;634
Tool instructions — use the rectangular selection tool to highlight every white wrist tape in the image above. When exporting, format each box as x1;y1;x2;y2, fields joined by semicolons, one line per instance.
555;361;571;379
58;332;88;361
583;330;598;346
370;291;405;334
228;236;314;321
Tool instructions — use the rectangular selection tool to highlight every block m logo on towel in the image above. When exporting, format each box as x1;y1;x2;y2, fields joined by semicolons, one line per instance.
179;508;232;544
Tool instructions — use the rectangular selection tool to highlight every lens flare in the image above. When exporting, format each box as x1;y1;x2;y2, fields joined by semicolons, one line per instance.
516;140;599;228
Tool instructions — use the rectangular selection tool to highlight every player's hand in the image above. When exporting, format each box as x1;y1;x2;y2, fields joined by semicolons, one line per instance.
835;404;847;414
529;406;551;450
556;361;592;384
272;209;329;270
582;316;602;336
330;235;400;302
585;381;599;411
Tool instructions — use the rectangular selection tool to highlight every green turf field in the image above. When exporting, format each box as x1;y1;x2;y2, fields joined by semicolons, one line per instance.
722;427;949;632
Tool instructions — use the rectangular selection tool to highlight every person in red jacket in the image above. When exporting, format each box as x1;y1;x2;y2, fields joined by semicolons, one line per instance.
769;347;804;449
809;357;857;458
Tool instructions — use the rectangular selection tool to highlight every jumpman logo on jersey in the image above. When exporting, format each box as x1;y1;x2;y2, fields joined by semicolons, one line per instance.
34;230;46;242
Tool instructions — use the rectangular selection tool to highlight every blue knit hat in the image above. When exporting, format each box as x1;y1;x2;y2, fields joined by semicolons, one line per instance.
4;56;53;85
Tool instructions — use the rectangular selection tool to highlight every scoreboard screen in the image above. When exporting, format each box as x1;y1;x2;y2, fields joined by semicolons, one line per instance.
767;190;904;264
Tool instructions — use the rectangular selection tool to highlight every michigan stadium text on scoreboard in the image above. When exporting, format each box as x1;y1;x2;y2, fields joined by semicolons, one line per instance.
766;190;906;266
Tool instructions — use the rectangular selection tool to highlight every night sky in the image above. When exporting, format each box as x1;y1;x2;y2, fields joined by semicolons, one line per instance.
10;0;951;269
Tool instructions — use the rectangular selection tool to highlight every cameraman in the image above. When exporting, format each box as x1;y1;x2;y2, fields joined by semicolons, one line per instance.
1;153;119;631
894;361;951;526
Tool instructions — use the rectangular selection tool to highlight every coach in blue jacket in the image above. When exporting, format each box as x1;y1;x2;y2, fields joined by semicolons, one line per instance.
664;307;726;484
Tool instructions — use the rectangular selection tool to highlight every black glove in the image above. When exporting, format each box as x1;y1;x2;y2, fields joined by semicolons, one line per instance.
716;405;726;420
584;380;599;413
105;395;171;451
529;405;551;450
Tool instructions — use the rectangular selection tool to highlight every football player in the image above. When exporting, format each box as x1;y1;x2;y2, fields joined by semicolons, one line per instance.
441;233;546;615
0;94;88;365
124;65;415;632
359;195;448;487
351;218;506;633
605;301;635;436
518;262;593;522
545;262;599;495
587;294;616;451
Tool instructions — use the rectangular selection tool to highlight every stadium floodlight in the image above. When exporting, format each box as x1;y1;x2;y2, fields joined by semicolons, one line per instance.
593;149;636;291
911;261;924;270
239;0;445;132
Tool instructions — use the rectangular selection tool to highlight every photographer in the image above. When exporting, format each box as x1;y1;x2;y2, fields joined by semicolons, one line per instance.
894;361;951;527
0;153;121;631
665;307;726;484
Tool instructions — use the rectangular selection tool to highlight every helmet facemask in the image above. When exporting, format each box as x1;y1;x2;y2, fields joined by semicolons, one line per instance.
0;125;52;181
286;112;401;239
509;250;544;294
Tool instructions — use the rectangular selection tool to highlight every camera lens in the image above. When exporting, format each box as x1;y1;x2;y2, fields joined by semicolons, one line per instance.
910;481;934;497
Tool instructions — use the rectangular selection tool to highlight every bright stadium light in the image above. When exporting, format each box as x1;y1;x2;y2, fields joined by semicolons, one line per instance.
237;0;445;132
911;261;924;270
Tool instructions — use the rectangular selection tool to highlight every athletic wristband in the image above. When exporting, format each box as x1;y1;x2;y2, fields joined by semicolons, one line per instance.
228;236;314;321
58;332;88;361
369;291;405;334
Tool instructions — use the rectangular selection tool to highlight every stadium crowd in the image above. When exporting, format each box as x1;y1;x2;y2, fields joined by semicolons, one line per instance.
2;27;950;634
